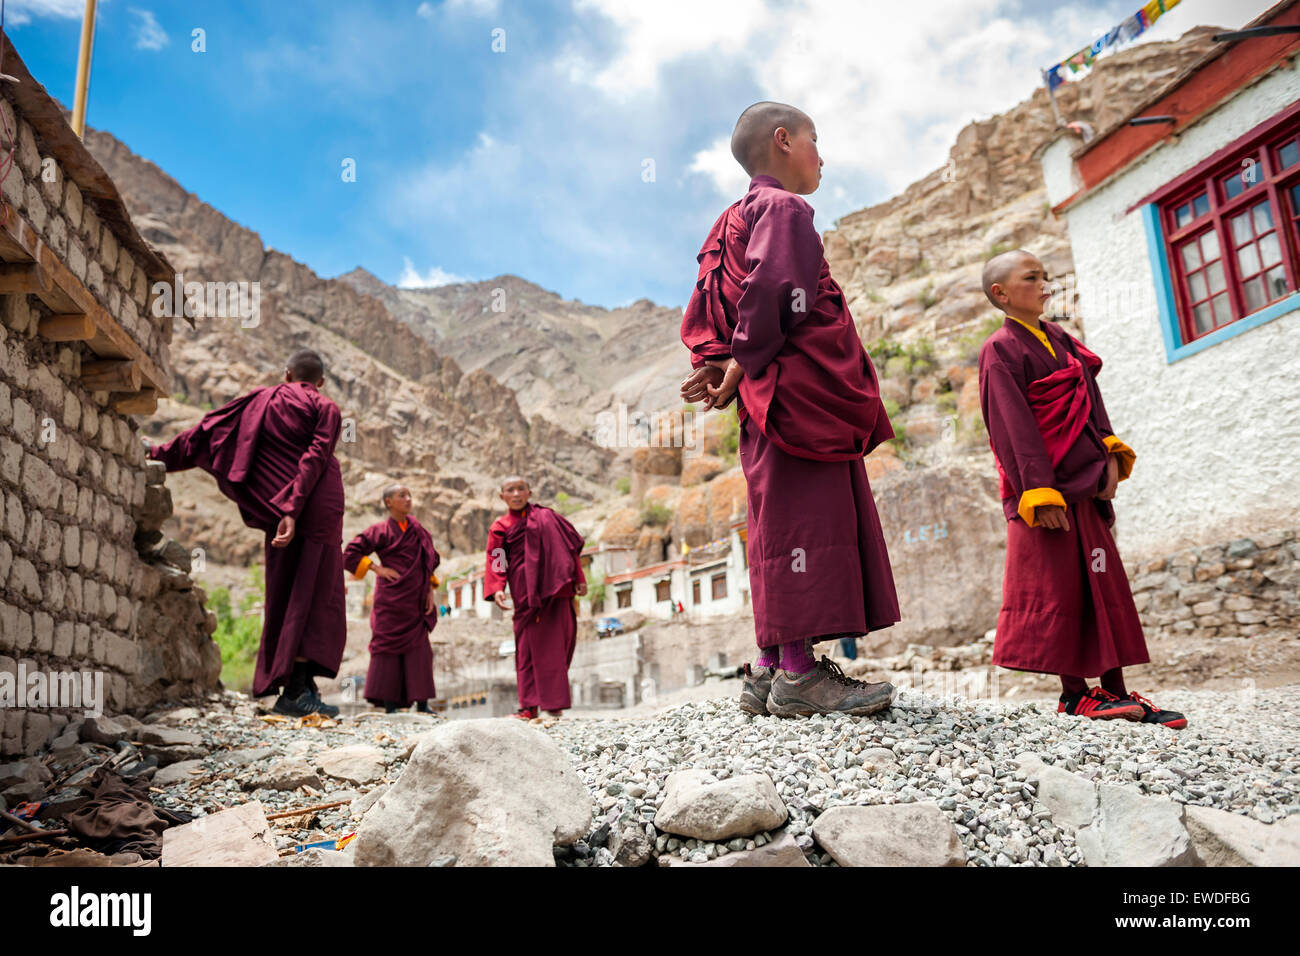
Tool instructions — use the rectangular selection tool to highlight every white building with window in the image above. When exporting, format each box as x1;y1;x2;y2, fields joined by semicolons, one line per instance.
1040;2;1300;557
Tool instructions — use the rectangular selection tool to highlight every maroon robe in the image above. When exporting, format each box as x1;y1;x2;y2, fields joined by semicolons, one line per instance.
681;175;900;648
344;516;440;706
149;381;347;696
484;503;585;711
978;318;1149;677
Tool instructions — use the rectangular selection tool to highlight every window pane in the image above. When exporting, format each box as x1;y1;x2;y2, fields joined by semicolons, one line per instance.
1243;276;1267;313
1206;260;1226;294
1180;241;1202;270
1292;183;1300;216
1230;211;1253;244
1237;242;1261;276
1192;301;1214;334
1175;203;1191;227
1188;270;1207;300
1192;193;1210;218
1259;232;1282;267
1211;293;1232;325
1252;202;1273;233
1223;171;1245;200
1200;228;1220;261
1279;139;1300;170
1265;265;1289;300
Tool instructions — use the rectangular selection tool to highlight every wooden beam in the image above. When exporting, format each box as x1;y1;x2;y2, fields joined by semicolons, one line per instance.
39;312;95;341
0;262;50;294
111;388;158;415
82;359;140;392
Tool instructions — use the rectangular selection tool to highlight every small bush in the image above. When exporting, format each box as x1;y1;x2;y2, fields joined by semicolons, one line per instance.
614;476;630;495
918;282;937;310
210;573;264;693
639;503;673;528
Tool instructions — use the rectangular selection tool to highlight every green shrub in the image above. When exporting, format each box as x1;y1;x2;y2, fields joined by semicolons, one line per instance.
986;241;1014;258
919;282;937;310
904;337;937;375
956;315;1003;361
639;503;673;527
209;571;265;693
909;259;931;278
614;476;630;495
717;410;739;464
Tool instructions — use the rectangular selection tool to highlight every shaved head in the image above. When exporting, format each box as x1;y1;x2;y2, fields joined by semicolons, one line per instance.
500;475;529;492
381;484;405;506
981;249;1037;309
731;101;811;177
286;348;325;384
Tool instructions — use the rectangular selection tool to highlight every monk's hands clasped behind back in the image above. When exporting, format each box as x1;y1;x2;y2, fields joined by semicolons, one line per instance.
271;515;296;548
1096;455;1120;501
680;358;741;411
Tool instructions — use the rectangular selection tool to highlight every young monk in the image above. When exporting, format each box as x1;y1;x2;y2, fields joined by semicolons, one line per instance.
680;102;898;717
483;477;586;721
343;485;440;713
978;250;1186;728
147;349;346;717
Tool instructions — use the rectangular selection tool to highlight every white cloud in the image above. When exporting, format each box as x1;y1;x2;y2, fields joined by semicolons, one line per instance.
130;8;168;51
397;256;467;288
5;0;85;25
416;2;435;19
688;137;749;200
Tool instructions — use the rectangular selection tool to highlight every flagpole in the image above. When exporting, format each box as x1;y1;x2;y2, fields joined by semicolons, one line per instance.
71;0;98;139
1042;70;1065;127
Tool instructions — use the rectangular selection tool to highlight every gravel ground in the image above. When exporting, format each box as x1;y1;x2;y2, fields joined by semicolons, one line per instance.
544;682;1300;867
134;681;1300;866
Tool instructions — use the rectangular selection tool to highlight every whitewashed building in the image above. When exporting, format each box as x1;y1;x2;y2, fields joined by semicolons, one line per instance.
1041;2;1300;558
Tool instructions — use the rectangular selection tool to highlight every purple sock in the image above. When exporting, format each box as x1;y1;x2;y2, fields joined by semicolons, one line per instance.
755;647;779;669
779;639;816;675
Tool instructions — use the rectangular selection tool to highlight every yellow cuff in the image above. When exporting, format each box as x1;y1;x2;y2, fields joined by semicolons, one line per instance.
430;574;440;587
1103;435;1135;481
351;555;372;581
1018;487;1067;526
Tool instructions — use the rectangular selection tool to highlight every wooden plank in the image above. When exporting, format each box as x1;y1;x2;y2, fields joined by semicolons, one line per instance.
81;359;140;392
110;388;158;415
0;262;49;294
0;206;170;394
38;312;94;341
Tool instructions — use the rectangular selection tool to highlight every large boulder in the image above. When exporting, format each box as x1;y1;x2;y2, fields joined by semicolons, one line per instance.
812;803;966;866
653;770;787;842
351;719;591;867
1183;806;1300;867
1075;784;1201;867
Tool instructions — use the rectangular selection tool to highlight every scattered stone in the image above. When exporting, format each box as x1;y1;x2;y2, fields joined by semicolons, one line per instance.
135;725;202;747
1075;784;1201;867
1031;764;1098;832
352;720;590;867
153;760;205;788
161;801;278;867
654;770;787;841
813;803;966;867
316;744;387;785
609;825;653;867
244;758;322;792
664;831;810;867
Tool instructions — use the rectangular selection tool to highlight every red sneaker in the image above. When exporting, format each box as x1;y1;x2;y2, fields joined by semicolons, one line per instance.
509;707;538;720
1128;692;1188;730
1057;686;1145;720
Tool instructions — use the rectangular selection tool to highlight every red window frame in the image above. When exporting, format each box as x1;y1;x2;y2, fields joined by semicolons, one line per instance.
1157;103;1300;344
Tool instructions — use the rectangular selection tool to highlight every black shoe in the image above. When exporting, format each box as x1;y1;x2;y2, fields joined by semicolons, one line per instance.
416;700;431;713
1057;686;1145;720
1127;692;1188;729
273;689;339;718
384;703;399;714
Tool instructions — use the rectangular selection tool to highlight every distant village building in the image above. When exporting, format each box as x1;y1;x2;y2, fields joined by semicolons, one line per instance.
1041;2;1300;559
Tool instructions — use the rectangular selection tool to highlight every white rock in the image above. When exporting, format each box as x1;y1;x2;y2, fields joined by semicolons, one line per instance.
1075;784;1201;867
1184;805;1300;866
1032;765;1098;832
812;803;966;867
654;770;787;841
352;719;590;867
316;744;387;785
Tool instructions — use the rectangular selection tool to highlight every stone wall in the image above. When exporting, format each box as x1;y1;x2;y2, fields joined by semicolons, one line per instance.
1130;529;1300;642
0;90;220;756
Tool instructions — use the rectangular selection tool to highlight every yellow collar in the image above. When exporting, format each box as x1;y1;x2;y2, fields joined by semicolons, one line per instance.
1007;315;1056;359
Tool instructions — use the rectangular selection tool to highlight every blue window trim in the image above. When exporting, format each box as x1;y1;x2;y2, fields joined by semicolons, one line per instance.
1141;202;1300;363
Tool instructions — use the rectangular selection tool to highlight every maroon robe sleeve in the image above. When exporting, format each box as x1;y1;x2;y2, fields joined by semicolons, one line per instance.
734;193;823;378
483;519;508;600
149;422;206;472
343;523;382;578
269;398;342;520
979;352;1066;523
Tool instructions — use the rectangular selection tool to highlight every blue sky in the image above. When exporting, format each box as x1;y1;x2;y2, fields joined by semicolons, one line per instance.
7;0;1273;309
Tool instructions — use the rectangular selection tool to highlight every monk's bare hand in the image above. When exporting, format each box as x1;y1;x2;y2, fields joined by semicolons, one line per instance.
375;566;400;582
575;581;587;597
1096;455;1119;500
681;365;722;403
705;360;742;410
1036;505;1070;531
493;591;511;611
271;515;295;548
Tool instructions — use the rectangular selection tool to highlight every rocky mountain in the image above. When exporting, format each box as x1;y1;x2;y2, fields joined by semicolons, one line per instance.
82;129;616;563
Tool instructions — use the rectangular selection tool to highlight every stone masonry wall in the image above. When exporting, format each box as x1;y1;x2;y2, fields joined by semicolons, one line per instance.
1130;529;1300;641
0;93;219;756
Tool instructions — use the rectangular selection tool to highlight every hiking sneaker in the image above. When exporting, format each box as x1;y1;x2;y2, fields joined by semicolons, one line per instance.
272;689;338;718
739;663;776;716
1128;692;1188;729
766;656;894;717
510;707;538;721
1057;686;1145;721
302;675;341;717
